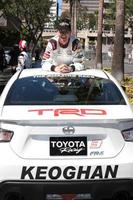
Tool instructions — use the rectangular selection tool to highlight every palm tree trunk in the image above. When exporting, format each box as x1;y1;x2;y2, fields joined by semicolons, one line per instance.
70;0;77;36
95;0;104;69
112;0;125;82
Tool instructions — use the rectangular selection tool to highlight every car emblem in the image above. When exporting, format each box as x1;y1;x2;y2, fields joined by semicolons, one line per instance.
62;126;75;135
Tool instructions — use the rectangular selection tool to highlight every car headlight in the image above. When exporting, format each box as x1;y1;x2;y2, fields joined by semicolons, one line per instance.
0;128;14;142
122;128;133;141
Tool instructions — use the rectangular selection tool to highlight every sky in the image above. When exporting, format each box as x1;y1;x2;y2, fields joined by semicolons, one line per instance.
58;0;62;16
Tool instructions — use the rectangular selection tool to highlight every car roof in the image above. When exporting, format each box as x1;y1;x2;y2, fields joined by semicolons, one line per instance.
17;68;111;80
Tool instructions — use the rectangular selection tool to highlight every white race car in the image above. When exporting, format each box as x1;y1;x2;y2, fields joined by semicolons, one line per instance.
0;68;133;200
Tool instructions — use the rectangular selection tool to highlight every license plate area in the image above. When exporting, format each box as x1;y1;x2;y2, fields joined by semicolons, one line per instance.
50;137;87;156
46;193;92;200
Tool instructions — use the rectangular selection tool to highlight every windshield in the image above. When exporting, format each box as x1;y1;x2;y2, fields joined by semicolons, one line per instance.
4;75;126;105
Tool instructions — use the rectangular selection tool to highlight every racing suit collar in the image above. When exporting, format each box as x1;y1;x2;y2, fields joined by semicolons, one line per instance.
59;38;70;48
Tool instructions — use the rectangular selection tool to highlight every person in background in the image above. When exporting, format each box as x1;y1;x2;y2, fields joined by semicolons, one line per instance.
42;19;84;73
16;40;32;71
35;48;41;61
0;43;5;73
9;44;20;74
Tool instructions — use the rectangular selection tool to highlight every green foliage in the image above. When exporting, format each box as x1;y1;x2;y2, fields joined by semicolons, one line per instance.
103;0;133;30
75;0;133;32
4;0;52;28
1;0;53;52
103;0;116;30
125;0;133;28
77;6;97;30
88;13;97;29
125;0;133;16
0;29;19;46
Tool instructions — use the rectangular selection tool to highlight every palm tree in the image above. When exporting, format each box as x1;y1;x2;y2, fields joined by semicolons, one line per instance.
95;0;104;69
64;0;80;36
71;0;77;36
112;0;125;82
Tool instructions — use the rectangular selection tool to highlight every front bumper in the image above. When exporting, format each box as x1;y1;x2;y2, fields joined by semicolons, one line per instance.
0;179;133;200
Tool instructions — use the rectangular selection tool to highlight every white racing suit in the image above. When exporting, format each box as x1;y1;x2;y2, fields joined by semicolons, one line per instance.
16;51;32;71
42;35;85;71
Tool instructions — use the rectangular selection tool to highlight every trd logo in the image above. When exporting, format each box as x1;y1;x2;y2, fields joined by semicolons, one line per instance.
28;108;107;116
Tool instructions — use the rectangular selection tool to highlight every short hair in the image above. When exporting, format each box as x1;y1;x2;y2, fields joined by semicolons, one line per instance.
58;19;71;32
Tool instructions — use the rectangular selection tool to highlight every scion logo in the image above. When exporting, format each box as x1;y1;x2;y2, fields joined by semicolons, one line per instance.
63;126;75;135
50;137;87;156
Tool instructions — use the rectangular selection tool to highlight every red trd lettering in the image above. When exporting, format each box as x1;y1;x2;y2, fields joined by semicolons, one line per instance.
28;109;52;115
54;109;82;116
28;108;107;116
81;109;106;115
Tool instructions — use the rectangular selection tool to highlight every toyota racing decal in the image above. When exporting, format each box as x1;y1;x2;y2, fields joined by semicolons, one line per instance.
28;108;107;116
21;165;118;180
50;137;87;156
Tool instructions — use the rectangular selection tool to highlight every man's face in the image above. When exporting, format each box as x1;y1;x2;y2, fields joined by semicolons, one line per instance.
58;30;71;46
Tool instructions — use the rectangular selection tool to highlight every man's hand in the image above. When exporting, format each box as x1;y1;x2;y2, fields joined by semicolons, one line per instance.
54;64;73;73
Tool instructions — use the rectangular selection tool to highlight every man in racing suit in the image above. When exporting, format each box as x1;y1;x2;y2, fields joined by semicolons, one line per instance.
42;19;84;73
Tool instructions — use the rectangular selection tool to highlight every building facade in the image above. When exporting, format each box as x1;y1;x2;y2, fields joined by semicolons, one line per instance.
50;0;58;17
61;0;112;14
45;0;58;28
62;0;99;14
80;0;99;13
